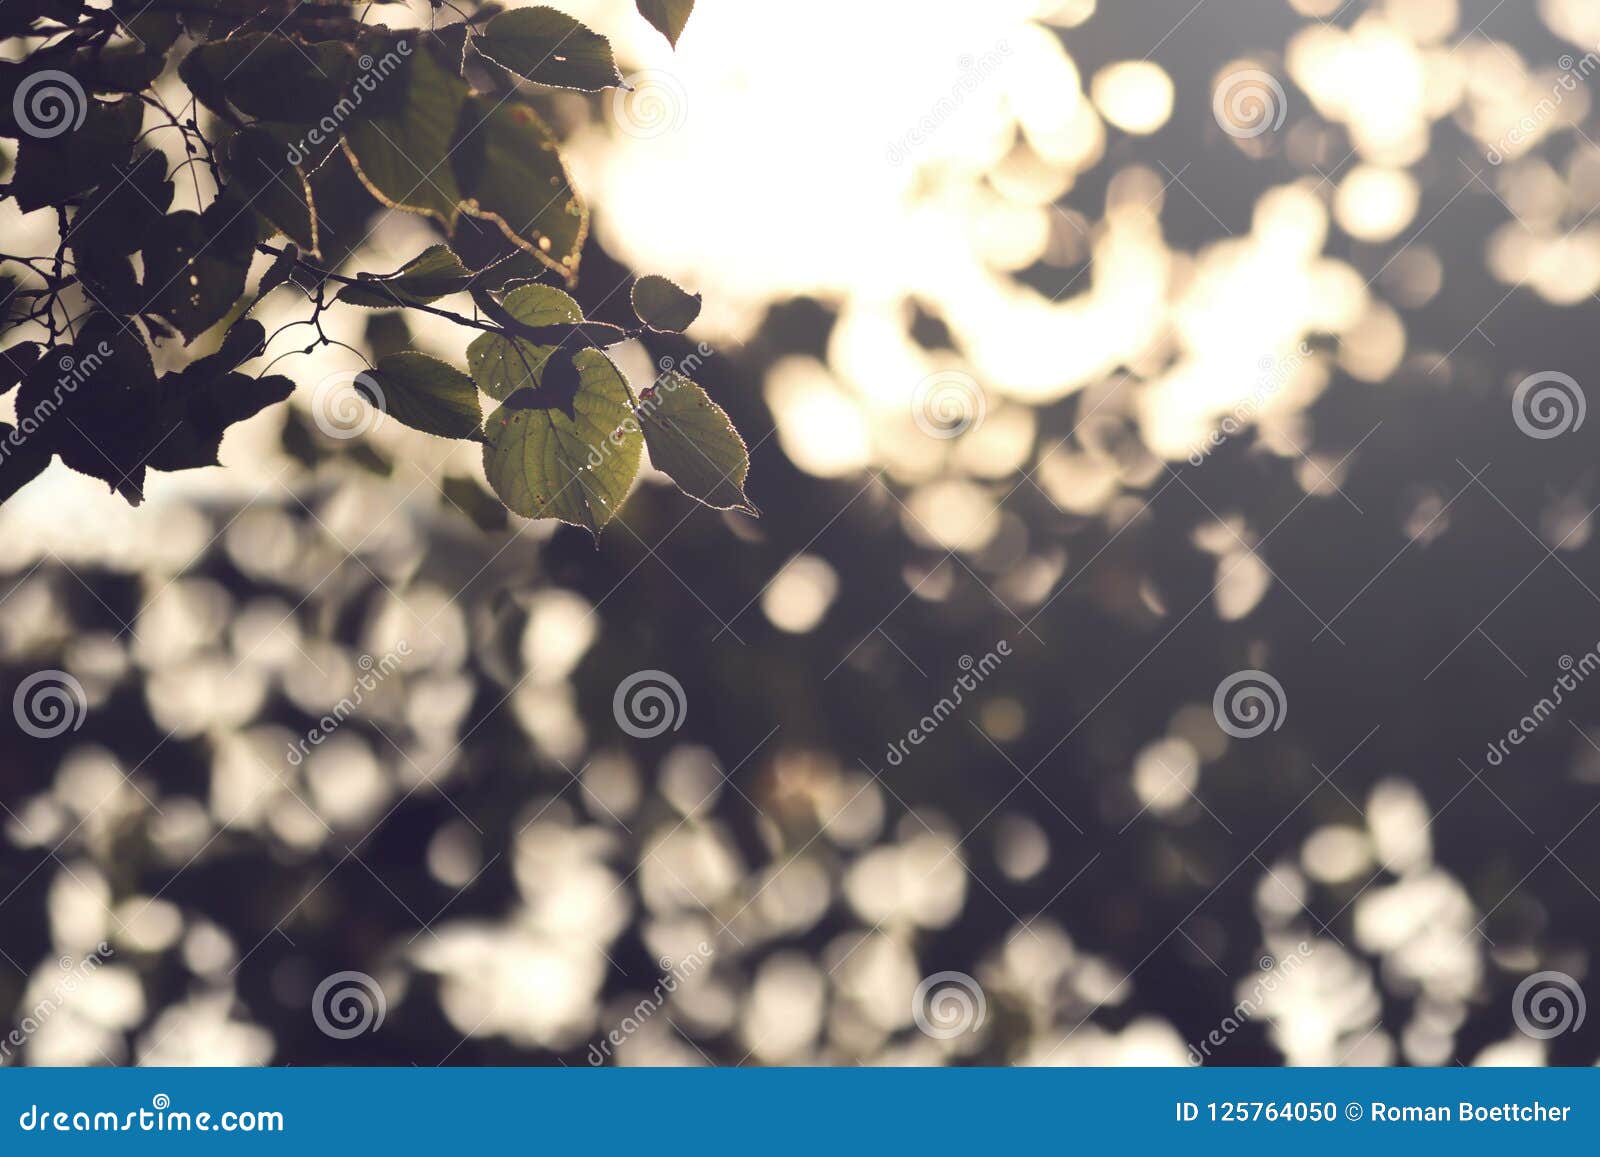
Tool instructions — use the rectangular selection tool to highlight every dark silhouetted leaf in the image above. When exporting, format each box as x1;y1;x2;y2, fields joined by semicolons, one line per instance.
12;93;142;212
636;0;694;47
0;0;82;39
369;351;483;439
258;244;299;298
180;34;352;123
0;420;52;503
482;348;640;532
639;372;754;513
632;274;701;332
142;203;256;342
474;8;622;91
71;149;174;257
0;343;42;395
16;314;159;502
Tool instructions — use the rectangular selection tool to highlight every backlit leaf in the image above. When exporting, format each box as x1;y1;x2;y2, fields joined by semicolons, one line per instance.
482;348;640;533
639;372;754;513
342;37;468;228
337;244;473;307
636;0;694;48
368;351;483;439
453;96;588;278
474;8;622;91
632;274;701;333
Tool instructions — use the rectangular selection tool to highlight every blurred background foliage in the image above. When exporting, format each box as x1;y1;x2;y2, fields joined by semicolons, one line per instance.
5;0;1600;1066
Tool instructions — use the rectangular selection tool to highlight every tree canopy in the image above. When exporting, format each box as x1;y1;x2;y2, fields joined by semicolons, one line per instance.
0;0;751;536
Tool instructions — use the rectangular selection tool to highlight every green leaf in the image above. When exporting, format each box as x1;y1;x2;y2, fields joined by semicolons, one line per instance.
142;203;256;342
342;38;469;229
636;0;694;47
453;96;588;279
501;283;585;326
482;348;641;532
639;373;754;513
473;8;622;91
368;351;483;439
224;126;319;256
632;275;701;333
179;34;352;124
441;474;508;531
337;244;472;307
465;284;582;399
12;93;142;213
